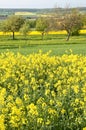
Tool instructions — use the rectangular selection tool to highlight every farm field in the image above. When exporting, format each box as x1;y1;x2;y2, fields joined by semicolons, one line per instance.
1;50;86;130
0;33;86;130
0;6;86;130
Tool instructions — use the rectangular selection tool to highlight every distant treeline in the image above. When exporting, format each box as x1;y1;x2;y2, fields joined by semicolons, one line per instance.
0;7;86;16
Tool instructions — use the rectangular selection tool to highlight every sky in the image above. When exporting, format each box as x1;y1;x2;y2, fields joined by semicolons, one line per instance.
0;0;86;8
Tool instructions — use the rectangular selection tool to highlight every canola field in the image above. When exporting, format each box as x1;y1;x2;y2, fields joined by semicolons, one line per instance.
0;51;86;130
0;29;86;35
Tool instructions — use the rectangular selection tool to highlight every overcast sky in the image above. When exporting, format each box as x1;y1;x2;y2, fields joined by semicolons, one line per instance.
0;0;86;8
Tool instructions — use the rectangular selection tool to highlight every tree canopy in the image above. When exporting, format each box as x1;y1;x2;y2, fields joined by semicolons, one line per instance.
2;15;25;39
60;10;83;41
36;17;49;39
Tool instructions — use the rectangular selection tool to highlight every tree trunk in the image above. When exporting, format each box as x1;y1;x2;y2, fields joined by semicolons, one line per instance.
12;32;15;40
41;32;44;40
66;33;70;41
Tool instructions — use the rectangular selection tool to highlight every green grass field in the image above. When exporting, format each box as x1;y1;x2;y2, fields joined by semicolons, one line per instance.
0;34;86;55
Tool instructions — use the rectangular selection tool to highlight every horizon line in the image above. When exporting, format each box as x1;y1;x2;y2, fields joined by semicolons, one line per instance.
0;6;86;9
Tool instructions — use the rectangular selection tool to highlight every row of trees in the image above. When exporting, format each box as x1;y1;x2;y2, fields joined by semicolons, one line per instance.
0;9;86;41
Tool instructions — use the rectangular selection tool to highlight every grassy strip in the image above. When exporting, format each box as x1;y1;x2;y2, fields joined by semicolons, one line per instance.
0;34;86;55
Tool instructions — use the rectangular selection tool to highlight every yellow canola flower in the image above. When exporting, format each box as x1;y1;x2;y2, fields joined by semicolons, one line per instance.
72;85;79;94
37;118;43;124
82;86;86;93
1;51;86;129
0;29;85;36
83;128;86;130
45;89;50;96
0;115;5;130
15;97;23;106
56;101;62;107
75;98;79;104
11;106;21;115
51;90;56;97
62;89;67;96
27;103;38;116
42;102;47;109
49;99;55;105
24;80;29;85
10;115;20;127
46;119;51;125
80;30;86;34
61;109;66;114
84;96;86;102
80;101;84;106
24;94;29;101
48;108;56;115
0;88;6;106
0;88;6;96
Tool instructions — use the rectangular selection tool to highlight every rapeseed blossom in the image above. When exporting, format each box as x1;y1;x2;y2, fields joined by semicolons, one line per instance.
0;51;86;129
0;29;86;35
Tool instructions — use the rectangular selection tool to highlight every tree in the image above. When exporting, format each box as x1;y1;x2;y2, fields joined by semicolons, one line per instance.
20;20;30;39
36;17;49;40
29;20;36;29
83;14;86;27
60;9;83;41
20;19;36;39
2;15;25;40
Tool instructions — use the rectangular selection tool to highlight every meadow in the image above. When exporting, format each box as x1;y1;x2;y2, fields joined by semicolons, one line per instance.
0;33;86;56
